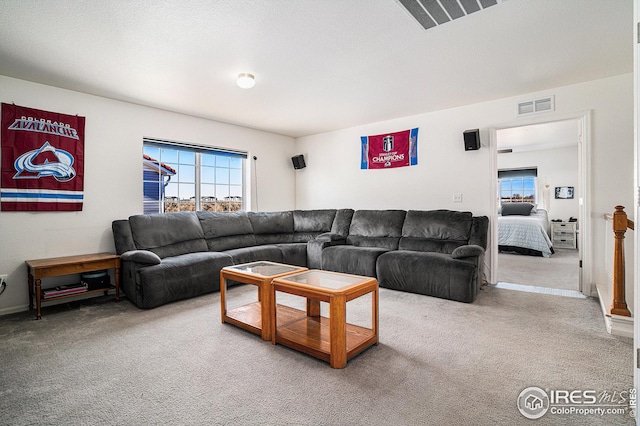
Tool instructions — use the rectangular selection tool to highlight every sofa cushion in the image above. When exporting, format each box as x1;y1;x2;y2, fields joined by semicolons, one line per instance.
197;211;257;251
248;211;293;234
276;243;308;267
398;238;467;254
321;245;390;278
292;209;336;242
331;209;355;237
129;212;207;258
468;216;489;249
346;210;406;249
133;251;234;309
376;251;479;303
112;220;136;254
248;211;294;245
223;245;283;265
402;210;473;240
399;210;473;254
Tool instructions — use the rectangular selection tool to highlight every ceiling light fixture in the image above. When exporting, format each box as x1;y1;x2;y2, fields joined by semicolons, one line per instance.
236;73;255;89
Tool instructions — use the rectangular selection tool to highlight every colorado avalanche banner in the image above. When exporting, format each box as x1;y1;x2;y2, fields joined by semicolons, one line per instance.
1;103;85;211
361;128;418;169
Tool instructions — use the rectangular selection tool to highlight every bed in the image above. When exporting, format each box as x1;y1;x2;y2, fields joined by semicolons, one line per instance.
498;205;554;257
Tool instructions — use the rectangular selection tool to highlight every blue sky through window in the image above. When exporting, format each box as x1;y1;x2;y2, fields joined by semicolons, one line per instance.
500;176;536;203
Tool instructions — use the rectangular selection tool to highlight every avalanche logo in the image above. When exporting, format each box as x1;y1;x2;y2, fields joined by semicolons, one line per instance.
13;141;76;182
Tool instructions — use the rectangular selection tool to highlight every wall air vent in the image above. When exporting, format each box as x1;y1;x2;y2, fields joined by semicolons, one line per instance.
396;0;501;30
517;96;555;116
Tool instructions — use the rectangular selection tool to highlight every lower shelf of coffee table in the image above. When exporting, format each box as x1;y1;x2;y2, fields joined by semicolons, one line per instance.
225;301;263;335
274;304;376;362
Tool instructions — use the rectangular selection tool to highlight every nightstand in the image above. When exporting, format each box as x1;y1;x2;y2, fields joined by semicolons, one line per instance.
551;222;577;249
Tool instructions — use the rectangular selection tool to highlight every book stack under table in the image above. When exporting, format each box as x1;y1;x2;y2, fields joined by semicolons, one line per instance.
42;283;87;299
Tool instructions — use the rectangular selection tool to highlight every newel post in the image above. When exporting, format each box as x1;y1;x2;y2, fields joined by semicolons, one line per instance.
610;205;631;317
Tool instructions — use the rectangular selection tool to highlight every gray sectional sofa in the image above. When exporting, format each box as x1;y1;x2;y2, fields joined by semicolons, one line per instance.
112;208;488;309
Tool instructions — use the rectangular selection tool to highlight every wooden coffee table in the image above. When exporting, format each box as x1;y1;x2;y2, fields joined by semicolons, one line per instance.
271;270;379;368
220;261;307;341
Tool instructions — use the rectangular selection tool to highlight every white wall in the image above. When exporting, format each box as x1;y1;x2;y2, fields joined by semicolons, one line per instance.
0;75;296;315
497;145;580;222
295;74;634;291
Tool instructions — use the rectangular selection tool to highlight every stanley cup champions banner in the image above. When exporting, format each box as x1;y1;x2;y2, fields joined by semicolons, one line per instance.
361;128;418;169
1;103;85;211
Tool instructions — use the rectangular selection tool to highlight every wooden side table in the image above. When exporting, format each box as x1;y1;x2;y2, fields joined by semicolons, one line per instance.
220;261;308;341
25;252;120;320
271;270;379;368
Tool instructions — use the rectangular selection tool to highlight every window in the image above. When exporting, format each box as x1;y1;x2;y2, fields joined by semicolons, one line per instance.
143;139;246;214
498;168;537;204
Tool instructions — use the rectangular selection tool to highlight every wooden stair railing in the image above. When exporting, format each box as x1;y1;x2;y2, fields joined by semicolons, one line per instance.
608;206;634;317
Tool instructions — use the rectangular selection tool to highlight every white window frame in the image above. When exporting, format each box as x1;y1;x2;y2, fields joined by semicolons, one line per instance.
142;138;247;214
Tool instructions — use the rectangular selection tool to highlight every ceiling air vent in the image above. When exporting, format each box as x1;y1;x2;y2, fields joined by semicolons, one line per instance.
397;0;501;30
517;96;555;116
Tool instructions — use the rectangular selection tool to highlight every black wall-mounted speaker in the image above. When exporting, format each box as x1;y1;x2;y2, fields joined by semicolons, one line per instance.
291;154;306;169
463;129;480;151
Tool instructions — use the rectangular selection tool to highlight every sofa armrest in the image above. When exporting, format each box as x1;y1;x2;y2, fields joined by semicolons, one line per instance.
307;237;346;269
315;232;347;243
451;245;484;259
121;250;162;265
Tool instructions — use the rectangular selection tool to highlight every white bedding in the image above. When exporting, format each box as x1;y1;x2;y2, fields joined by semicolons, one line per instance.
498;209;553;257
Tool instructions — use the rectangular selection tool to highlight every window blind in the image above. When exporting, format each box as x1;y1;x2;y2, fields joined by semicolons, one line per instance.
143;138;247;159
498;167;537;179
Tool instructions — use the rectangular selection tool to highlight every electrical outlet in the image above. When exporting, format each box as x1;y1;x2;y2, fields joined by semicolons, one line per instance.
453;193;463;203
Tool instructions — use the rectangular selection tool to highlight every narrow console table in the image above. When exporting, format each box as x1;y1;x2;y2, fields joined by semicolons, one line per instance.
26;252;120;320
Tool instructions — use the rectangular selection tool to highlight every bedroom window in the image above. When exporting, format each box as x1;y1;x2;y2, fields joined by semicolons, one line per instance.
498;168;537;204
142;139;246;214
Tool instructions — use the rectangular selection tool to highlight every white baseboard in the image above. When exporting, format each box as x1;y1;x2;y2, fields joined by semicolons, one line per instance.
595;282;634;338
0;304;30;317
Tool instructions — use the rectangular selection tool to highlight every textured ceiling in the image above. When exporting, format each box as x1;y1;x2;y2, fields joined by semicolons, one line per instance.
0;0;633;138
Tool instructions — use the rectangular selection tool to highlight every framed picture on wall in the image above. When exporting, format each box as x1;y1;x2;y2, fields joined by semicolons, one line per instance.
555;186;574;199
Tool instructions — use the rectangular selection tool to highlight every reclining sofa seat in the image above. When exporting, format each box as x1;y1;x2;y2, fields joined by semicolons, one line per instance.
377;210;488;302
316;209;488;303
112;209;339;309
112;212;234;309
319;210;407;278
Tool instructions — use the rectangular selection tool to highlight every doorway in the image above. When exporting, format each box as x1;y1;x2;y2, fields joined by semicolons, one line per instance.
488;112;592;296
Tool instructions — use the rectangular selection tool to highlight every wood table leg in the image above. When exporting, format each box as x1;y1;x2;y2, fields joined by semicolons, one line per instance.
220;272;227;324
35;278;42;320
329;294;347;368
372;287;379;345
307;299;320;318
114;266;120;302
28;273;34;310
259;280;272;341
271;285;278;345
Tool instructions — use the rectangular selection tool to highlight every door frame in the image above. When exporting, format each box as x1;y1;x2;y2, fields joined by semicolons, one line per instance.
488;110;592;296
633;0;639;418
